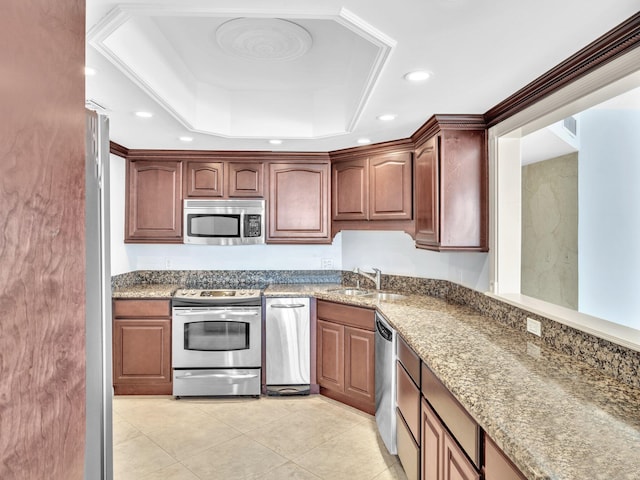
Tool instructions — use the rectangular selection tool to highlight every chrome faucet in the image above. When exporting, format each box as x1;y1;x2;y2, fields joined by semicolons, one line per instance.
354;267;382;290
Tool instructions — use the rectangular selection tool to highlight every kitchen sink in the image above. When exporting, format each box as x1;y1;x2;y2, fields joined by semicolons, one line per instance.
327;288;371;296
364;292;407;301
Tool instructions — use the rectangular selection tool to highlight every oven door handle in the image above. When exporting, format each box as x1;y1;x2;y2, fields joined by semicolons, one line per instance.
175;373;259;380
176;310;260;317
269;304;306;309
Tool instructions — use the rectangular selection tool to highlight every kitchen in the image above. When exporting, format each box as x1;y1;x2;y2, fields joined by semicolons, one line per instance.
3;1;640;480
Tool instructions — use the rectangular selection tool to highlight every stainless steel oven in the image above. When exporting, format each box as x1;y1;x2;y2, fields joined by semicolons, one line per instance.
172;289;262;397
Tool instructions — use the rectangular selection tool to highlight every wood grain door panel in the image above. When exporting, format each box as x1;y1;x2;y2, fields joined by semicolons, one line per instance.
127;160;183;241
113;319;171;384
369;152;412;220
344;326;375;404
317;320;344;392
422;398;445;480
415;136;439;246
185;161;224;197
333;158;368;220
267;163;330;242
444;433;480;480
228;162;263;197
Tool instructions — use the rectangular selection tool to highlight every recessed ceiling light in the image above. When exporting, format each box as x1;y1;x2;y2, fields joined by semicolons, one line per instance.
269;139;283;145
377;114;397;121
84;66;97;76
404;70;431;82
135;111;153;118
357;138;371;144
179;136;193;142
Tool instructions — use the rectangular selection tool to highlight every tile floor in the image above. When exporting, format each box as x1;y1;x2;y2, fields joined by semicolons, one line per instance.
113;394;408;480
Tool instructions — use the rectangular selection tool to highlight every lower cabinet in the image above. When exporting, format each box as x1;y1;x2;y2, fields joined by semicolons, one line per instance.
484;435;527;480
421;398;480;480
112;299;172;395
316;300;375;414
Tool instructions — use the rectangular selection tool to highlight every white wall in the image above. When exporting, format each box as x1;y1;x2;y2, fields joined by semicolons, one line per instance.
109;154;342;273
110;154;134;275
578;109;640;329
340;230;490;291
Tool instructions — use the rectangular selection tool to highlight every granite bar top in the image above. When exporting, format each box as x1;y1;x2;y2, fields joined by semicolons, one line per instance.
111;282;640;479
265;285;640;480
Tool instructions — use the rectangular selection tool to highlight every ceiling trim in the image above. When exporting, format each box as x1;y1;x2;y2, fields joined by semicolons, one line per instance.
122;149;330;163
87;5;396;140
484;12;640;127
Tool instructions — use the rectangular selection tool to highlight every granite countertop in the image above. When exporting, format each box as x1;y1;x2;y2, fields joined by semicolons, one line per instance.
265;284;640;480
113;282;640;479
112;284;180;298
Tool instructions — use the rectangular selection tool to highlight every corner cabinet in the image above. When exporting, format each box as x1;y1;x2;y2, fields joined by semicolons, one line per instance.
330;141;414;236
316;300;376;414
125;159;183;243
413;115;488;251
267;161;330;243
112;299;172;395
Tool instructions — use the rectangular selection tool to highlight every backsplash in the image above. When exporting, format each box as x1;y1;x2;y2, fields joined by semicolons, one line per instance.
112;269;640;389
112;269;342;290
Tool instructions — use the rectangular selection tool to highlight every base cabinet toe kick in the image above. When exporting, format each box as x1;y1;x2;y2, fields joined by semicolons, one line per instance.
395;336;526;480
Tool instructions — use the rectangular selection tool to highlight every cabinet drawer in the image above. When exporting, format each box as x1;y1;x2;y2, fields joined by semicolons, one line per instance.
396;409;420;480
397;361;420;443
398;335;420;385
113;299;170;318
484;435;527;480
317;300;375;331
422;362;481;468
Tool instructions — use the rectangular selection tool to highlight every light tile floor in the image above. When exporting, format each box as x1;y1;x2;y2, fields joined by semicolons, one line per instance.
113;394;408;480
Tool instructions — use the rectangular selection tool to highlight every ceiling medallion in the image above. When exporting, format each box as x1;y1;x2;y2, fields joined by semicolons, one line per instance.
215;18;312;61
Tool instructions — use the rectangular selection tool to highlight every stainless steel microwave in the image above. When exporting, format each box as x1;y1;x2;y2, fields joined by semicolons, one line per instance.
183;199;265;245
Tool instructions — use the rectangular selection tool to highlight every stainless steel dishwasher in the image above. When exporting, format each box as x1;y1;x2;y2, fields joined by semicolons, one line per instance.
375;312;397;455
265;297;311;395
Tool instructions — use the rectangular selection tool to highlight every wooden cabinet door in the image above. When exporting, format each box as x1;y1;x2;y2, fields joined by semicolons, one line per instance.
422;398;445;480
369;151;412;220
443;433;480;480
184;161;224;197
317;320;344;392
126;160;182;242
344;326;375;404
267;162;330;243
332;158;368;220
484;435;527;480
228;162;264;197
439;129;487;250
415;136;440;247
422;397;480;480
113;318;172;393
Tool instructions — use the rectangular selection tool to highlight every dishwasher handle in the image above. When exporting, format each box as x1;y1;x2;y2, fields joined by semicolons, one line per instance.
376;316;393;341
270;304;306;309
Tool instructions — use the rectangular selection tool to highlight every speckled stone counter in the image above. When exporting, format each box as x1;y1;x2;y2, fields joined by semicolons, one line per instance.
112;284;179;299
264;285;640;480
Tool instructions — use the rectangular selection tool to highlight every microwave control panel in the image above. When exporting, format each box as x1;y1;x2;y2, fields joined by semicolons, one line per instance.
244;214;262;238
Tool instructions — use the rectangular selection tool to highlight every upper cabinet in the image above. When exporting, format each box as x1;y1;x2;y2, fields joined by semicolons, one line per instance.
184;160;264;198
267;160;331;243
227;162;264;197
330;141;413;235
184;161;224;197
126;159;183;243
412;115;488;252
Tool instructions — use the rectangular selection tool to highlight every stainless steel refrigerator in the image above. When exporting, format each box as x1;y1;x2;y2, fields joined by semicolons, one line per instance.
85;109;112;480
